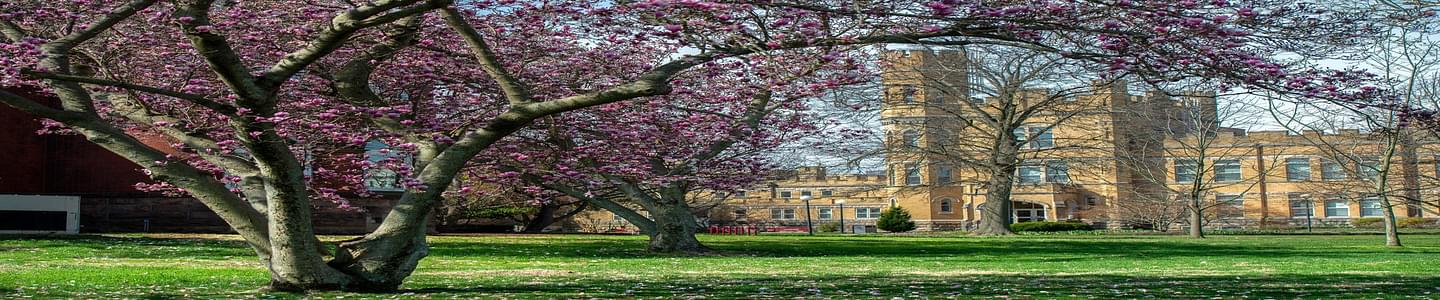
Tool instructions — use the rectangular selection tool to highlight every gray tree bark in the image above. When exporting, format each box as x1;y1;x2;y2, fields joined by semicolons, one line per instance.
1188;203;1205;238
974;137;1019;236
644;197;708;253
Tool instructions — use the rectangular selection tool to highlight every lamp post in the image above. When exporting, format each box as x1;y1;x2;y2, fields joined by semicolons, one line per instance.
802;195;814;235
836;199;847;234
1305;200;1314;232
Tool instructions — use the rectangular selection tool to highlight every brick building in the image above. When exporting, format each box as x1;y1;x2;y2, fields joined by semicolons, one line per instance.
618;49;1438;232
0;88;398;234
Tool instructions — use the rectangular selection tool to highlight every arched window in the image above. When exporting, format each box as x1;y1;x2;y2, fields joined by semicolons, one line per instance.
902;130;921;148
939;198;954;213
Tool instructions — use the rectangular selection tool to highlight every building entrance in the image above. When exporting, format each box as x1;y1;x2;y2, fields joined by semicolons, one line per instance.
1013;201;1047;223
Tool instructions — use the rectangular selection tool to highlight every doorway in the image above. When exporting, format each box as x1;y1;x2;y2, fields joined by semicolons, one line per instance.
1013;201;1048;223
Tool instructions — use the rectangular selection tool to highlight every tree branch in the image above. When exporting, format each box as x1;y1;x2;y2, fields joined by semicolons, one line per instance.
0;89;89;122
257;0;450;90
45;0;156;52
0;18;28;42
440;7;534;105
24;71;237;115
175;0;269;103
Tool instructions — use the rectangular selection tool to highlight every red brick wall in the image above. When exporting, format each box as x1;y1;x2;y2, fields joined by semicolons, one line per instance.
2;88;399;234
0;88;153;195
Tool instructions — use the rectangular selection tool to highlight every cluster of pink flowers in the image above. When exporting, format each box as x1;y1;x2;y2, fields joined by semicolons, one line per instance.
0;0;1418;210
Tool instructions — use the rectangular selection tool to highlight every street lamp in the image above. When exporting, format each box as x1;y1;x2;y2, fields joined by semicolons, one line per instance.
835;199;847;234
802;195;814;235
1305;200;1314;232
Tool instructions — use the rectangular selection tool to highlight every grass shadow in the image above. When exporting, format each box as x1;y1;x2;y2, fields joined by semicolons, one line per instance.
397;273;1440;299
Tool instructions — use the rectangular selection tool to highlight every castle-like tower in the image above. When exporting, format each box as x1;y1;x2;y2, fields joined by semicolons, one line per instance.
877;48;1215;230
578;49;1438;233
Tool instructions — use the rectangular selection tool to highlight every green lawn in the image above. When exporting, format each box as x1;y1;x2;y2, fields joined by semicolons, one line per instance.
2;233;1438;299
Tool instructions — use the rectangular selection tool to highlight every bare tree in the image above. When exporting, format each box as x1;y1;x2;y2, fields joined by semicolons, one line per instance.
1261;1;1440;246
1270;102;1415;246
1116;94;1286;238
882;45;1113;235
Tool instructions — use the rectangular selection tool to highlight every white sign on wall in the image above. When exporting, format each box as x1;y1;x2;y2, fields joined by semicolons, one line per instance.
0;194;80;234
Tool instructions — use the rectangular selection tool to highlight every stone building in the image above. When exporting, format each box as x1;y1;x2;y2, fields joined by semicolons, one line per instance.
699;49;1438;231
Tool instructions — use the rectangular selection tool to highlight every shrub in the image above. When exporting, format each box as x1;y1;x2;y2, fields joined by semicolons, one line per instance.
1010;221;1093;232
1398;218;1435;228
1349;217;1384;228
816;221;840;233
876;207;917;232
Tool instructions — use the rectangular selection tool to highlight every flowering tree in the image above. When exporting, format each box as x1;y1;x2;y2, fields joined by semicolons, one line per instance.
473;54;868;253
0;0;1403;292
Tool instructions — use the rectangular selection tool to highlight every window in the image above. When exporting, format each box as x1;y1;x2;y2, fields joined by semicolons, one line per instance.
735;190;746;197
1046;161;1070;183
901;130;921;148
856;207;882;219
1214;159;1242;182
905;163;922;186
1325;199;1350;218
363;140;409;192
1357;158;1381;179
939;199;954;213
937;165;953;184
781;191;792;198
898;85;918;104
1018;165;1043;184
1013;127;1055;149
733;209;748;219
1029;127;1055;149
888;165;896;186
770;208;796;220
821;190;833;197
1285;157;1311;181
1217;193;1244;219
1085;196;1099;207
1175;159;1197;183
1321;159;1347;180
800;190;812;197
1288;193;1312;218
1360;197;1383;217
818;208;833;220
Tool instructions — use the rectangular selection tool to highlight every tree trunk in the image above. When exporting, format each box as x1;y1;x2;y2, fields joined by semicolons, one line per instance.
974;168;1016;236
318;192;439;292
646;200;708;254
321;233;429;292
521;204;559;233
266;207;353;291
1188;205;1205;239
1381;198;1402;247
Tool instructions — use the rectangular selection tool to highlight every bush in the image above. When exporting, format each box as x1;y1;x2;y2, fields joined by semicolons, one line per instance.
876;207;917;232
1010;221;1093;232
816;221;840;233
1349;217;1384;228
1398;218;1435;228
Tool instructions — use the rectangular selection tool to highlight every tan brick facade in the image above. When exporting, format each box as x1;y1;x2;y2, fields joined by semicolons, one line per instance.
580;49;1440;232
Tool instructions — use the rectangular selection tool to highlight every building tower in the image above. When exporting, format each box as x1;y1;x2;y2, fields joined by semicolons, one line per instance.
880;49;972;230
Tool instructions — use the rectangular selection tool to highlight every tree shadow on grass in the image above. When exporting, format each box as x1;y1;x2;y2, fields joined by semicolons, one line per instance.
0;234;256;260
399;273;1440;299
424;235;1439;261
8;234;1435;263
